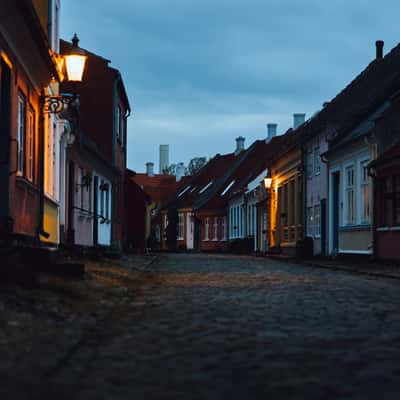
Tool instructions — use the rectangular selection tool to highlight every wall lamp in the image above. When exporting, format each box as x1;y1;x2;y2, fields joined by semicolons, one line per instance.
43;34;87;116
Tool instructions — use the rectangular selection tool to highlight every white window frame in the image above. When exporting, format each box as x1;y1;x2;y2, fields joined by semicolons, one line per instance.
213;217;218;241
26;106;35;182
314;146;321;176
222;217;227;241
177;213;184;240
307;149;313;179
307;206;314;237
345;164;356;225
17;93;26;176
360;159;371;225
204;218;209;241
314;204;321;238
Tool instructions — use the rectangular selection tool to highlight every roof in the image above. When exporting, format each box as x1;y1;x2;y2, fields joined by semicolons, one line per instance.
303;43;400;143
164;152;240;210
127;170;181;204
195;134;288;210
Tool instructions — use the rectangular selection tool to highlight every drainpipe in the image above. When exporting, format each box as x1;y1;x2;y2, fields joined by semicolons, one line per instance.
37;91;50;241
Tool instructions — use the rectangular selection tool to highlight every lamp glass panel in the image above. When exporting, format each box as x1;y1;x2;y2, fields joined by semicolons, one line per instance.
264;178;272;189
65;54;87;82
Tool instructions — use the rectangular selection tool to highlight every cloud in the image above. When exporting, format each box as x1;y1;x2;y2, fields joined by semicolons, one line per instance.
61;0;400;171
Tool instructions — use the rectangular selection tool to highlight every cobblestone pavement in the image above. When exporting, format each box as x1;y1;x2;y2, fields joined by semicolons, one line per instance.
2;253;400;399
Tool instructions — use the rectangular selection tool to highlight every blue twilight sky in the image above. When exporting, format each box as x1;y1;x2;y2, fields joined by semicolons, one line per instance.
61;0;399;173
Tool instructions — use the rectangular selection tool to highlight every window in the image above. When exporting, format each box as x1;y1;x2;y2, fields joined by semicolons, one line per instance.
307;150;313;178
213;217;218;240
289;180;295;226
314;147;321;175
26;107;35;181
177;213;184;240
382;177;392;226
116;105;122;142
100;179;105;216
204;218;209;240
307;207;314;237
222;217;227;240
17;93;26;175
345;165;355;225
395;176;400;225
360;160;371;224
105;185;110;220
163;214;168;239
314;204;321;237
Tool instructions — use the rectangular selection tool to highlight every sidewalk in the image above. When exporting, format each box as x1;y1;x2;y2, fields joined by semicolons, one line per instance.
269;254;400;280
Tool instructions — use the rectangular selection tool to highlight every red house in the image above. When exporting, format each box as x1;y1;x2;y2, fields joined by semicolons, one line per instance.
371;140;400;262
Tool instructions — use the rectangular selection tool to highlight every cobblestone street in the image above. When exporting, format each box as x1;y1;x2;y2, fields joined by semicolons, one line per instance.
2;253;400;399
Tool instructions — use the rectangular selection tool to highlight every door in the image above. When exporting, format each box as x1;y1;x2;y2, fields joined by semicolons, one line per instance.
186;213;194;250
0;59;12;228
332;172;340;254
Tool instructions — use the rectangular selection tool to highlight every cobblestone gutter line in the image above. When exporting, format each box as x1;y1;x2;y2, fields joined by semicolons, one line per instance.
268;255;400;281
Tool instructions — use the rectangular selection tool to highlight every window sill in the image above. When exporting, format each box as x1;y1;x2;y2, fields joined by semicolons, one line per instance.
339;224;371;231
377;226;400;232
16;176;38;192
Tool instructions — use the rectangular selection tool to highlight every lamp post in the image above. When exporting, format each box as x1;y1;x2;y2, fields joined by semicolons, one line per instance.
37;34;87;240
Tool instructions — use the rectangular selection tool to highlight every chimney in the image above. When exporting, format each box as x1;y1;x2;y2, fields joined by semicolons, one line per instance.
159;144;169;174
376;40;384;60
176;162;186;182
235;136;245;155
266;123;277;142
146;162;154;176
293;113;306;129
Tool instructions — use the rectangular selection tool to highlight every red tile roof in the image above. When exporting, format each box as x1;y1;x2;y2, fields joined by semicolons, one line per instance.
128;171;181;204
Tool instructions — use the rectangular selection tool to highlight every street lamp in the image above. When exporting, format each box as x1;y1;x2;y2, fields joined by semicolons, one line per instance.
64;34;87;82
264;177;272;190
44;33;87;115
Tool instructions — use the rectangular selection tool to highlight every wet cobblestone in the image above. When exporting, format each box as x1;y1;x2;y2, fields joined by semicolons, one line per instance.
2;253;400;399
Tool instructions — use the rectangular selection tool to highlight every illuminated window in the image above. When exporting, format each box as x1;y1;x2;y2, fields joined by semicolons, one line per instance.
26;107;35;181
17;93;26;175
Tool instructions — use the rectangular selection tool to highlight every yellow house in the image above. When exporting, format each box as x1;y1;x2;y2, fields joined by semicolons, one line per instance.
269;128;304;256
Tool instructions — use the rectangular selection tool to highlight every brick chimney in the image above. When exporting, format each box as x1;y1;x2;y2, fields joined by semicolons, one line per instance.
376;40;384;60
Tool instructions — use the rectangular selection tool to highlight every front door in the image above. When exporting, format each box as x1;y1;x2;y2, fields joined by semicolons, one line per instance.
0;59;12;231
186;213;194;250
332;172;340;254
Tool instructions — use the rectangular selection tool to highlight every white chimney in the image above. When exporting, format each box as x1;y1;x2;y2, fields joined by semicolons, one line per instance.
235;136;245;155
159;144;169;174
293;114;306;129
266;123;277;142
146;162;154;176
176;162;186;182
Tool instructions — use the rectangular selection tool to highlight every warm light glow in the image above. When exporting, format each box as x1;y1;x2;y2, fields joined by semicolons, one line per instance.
65;54;87;82
264;178;272;189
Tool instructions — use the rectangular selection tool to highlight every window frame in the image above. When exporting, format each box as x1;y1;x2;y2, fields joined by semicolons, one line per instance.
345;164;356;225
17;92;26;176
